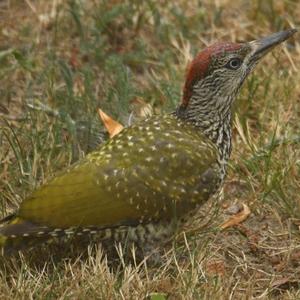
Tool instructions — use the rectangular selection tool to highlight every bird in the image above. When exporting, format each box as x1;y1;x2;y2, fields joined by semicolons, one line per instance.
0;29;296;256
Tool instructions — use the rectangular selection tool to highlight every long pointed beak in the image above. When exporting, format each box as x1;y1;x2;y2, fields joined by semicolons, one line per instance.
249;29;297;62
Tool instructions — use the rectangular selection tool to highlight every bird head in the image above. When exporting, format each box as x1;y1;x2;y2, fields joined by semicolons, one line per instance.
180;29;297;118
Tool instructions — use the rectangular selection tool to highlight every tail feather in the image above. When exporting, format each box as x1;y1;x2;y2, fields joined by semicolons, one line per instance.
0;216;53;254
0;215;129;255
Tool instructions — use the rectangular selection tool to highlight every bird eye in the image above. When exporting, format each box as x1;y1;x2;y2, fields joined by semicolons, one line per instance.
225;58;242;70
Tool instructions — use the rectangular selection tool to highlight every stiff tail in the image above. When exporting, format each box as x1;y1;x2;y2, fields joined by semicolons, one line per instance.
0;215;53;254
0;215;129;255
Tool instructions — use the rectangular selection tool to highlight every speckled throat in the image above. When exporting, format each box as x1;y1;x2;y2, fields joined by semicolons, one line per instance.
175;102;233;182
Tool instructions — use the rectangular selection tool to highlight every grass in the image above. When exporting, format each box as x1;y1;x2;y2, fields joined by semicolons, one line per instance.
0;0;300;298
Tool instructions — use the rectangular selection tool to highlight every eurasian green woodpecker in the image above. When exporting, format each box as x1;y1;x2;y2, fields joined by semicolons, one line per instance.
0;29;296;255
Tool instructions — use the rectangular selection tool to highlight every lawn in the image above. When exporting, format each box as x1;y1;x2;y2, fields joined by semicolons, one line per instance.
0;0;299;299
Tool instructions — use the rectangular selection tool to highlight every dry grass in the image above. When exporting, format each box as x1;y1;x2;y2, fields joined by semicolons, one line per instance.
0;0;300;299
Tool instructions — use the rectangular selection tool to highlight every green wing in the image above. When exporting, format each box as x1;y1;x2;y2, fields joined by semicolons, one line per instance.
19;115;220;229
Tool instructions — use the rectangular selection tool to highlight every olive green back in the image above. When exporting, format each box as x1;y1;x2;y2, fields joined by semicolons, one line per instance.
19;114;219;228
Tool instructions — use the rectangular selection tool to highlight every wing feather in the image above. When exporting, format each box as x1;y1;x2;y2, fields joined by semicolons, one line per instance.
19;116;220;228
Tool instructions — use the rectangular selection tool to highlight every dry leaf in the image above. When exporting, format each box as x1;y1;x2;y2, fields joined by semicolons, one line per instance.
271;277;299;290
205;260;225;277
98;108;124;138
220;203;251;229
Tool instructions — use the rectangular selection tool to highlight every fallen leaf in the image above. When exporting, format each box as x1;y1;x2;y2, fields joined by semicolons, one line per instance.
271;277;299;290
98;108;124;138
271;277;290;288
220;203;251;229
205;260;225;277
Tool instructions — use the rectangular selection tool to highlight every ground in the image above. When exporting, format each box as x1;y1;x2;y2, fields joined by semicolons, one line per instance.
0;0;300;299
